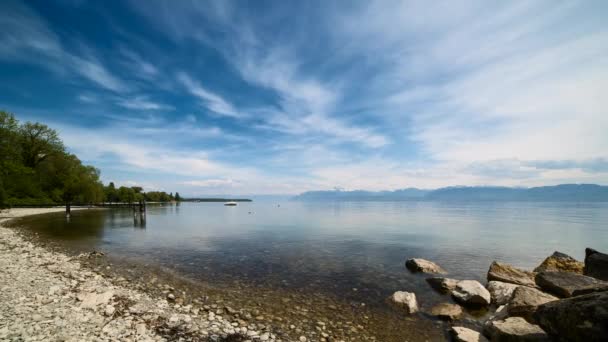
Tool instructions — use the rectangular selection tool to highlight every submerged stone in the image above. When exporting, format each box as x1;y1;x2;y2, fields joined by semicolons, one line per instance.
387;291;418;314
429;303;463;321
405;258;447;274
426;277;458;294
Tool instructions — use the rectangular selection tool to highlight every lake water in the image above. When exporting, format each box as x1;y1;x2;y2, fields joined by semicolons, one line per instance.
16;200;608;310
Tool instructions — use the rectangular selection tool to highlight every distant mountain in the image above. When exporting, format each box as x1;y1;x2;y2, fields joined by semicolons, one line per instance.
293;184;608;202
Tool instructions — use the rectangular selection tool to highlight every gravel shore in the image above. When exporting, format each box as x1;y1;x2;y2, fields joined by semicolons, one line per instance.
0;208;274;342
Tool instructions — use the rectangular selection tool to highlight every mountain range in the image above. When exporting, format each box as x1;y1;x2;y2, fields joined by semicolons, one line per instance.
292;184;608;202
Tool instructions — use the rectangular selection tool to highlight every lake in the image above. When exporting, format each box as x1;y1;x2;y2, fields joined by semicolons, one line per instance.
13;200;608;339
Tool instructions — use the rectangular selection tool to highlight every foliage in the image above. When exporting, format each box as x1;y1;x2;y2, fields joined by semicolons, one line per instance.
0;110;178;206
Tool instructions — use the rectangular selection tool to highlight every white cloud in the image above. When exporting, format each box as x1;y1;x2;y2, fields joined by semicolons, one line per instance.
180;179;238;188
177;72;243;118
0;1;128;92
117;96;172;110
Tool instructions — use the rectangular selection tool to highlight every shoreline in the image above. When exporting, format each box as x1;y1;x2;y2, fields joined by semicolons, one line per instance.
0;208;276;341
0;208;446;342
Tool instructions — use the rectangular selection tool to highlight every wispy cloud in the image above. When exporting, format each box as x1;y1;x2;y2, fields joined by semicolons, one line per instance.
180;179;238;188
177;72;242;118
117;96;172;110
70;55;128;92
0;0;128;92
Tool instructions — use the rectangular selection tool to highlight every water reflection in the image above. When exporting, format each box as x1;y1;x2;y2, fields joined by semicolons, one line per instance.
16;201;608;307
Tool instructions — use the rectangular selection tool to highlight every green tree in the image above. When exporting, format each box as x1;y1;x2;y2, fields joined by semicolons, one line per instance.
0;176;7;208
19;121;64;168
175;192;181;201
105;182;118;203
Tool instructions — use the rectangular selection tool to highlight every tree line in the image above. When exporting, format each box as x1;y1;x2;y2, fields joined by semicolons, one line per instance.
0;111;179;207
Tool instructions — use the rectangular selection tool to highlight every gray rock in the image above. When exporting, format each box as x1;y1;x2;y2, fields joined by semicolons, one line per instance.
429;303;463;320
487;261;536;287
584;248;608;281
451;326;488;342
534;291;608;341
426;277;459;294
508;286;558;323
535;271;608;298
534;251;584;274
405;258;447;274
387;291;418;314
487;281;519;305
452;280;491;307
484;317;549;341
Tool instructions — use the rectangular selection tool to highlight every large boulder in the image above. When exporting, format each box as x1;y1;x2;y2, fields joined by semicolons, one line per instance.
405;258;447;274
452;280;491;307
387;291;418;314
534;291;608;341
508;286;558;323
535;271;608;298
484;317;549;341
426;277;458;294
451;326;488;342
584;248;608;281
487;261;536;287
429;303;463;321
487;281;519;305
534;251;584;274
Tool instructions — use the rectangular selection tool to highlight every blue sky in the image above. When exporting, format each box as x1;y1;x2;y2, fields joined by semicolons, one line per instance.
1;0;607;195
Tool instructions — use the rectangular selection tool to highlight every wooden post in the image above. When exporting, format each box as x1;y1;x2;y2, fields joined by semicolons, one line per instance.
66;202;71;217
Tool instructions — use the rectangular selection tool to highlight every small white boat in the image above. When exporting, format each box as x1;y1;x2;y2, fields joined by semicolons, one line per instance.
224;201;237;206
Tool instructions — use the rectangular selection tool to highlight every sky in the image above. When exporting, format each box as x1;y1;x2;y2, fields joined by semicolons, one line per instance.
1;0;608;196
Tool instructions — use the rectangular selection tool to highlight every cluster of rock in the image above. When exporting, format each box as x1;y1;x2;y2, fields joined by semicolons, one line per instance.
390;251;608;341
0;219;278;342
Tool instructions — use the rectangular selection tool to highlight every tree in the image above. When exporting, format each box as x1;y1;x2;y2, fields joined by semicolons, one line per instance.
0;176;6;208
175;192;181;201
19;122;64;168
105;182;118;203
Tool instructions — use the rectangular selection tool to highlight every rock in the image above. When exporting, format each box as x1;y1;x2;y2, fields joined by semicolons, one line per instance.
486;304;509;323
167;293;175;301
508;286;558;323
80;291;114;309
452;280;491;307
451;326;488;342
405;258;447;274
429;303;463;320
484;317;549;341
534;291;608;341
534;251;584;274
104;305;115;317
387;291;418;314
571;283;608;296
487;261;536;287
584;248;608;281
487;281;519;305
426;277;459;294
136;323;147;335
535;271;608;298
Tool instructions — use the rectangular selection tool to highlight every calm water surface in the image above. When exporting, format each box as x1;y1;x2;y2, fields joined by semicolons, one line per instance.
18;201;608;307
